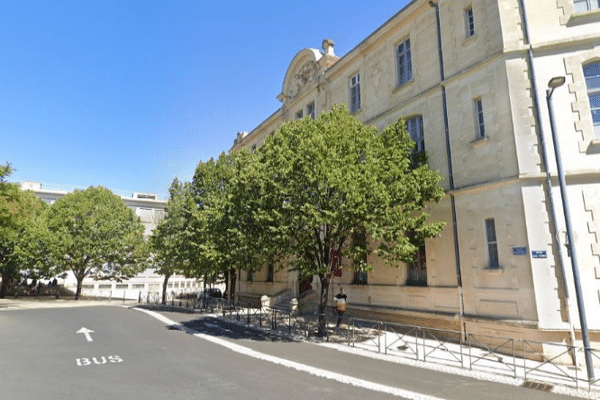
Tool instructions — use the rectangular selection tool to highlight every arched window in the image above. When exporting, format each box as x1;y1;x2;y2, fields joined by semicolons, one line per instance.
584;62;600;138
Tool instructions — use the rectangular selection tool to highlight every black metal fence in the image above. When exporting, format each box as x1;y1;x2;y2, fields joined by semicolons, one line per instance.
137;291;228;312
347;317;600;391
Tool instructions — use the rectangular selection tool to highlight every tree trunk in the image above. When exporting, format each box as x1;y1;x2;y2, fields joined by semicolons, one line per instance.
162;273;171;305
317;273;331;336
0;266;18;298
227;270;232;308
74;271;84;300
0;273;9;298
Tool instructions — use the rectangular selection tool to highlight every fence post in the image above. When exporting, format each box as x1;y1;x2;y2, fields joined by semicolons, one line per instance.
377;322;381;353
417;328;421;361
512;339;516;378
138;291;141;303
523;341;527;381
423;329;426;362
468;335;472;370
384;323;388;355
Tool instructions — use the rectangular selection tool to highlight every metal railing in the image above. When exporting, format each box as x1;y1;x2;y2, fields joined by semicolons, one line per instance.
222;305;312;338
137;291;229;313
347;317;599;391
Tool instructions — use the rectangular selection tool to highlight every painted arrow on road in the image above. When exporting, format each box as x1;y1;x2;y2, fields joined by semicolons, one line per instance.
76;327;94;342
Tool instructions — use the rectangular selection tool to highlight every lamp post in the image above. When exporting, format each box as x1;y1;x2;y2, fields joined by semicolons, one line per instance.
546;76;595;381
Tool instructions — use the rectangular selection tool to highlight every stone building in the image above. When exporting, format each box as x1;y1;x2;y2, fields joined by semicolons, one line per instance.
231;0;600;345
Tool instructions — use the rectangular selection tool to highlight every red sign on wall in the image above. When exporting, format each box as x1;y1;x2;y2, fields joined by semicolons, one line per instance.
331;249;342;277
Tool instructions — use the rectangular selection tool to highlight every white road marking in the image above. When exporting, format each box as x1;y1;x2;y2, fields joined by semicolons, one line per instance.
135;308;446;400
76;327;94;342
76;355;124;366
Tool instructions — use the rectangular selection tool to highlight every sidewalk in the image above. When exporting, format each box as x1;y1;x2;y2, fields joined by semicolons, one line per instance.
214;305;600;399
0;296;137;310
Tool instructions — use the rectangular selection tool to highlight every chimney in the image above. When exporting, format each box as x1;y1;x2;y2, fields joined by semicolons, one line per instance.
322;39;335;56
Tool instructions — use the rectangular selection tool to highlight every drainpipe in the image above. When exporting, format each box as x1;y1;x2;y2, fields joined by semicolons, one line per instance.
516;0;579;367
429;0;466;341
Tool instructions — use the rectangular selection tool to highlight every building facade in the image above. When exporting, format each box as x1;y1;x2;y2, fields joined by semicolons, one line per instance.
21;182;202;299
231;0;600;345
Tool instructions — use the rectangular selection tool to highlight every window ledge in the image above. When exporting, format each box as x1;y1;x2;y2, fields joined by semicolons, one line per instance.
463;34;477;47
587;138;600;153
470;135;489;149
351;107;362;115
567;8;600;26
483;266;503;275
393;79;414;94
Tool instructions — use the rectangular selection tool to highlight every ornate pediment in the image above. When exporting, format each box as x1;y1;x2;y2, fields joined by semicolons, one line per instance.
278;40;339;103
289;60;318;98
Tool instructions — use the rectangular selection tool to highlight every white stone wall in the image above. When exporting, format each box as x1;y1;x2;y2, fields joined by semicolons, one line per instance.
233;0;600;333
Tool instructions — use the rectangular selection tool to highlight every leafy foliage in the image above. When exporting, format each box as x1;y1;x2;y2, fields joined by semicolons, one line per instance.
0;171;49;297
150;178;194;303
186;150;269;297
253;105;445;331
44;186;148;299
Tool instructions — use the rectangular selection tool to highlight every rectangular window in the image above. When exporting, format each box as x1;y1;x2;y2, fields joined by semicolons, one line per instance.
350;74;361;113
485;218;499;269
406;231;426;286
573;0;600;12
352;229;368;285
475;98;485;138
307;102;315;120
397;39;412;86
406;116;425;152
267;263;274;282
247;270;253;282
465;7;475;37
296;110;303;119
584;62;600;138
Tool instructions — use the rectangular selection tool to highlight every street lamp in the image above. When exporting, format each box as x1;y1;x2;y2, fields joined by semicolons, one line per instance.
546;76;595;381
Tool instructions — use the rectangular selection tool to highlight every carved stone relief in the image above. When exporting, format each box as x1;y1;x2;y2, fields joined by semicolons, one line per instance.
289;61;318;98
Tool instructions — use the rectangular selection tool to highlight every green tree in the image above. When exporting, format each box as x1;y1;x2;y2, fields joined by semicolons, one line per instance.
255;105;445;333
188;150;269;301
44;186;148;299
150;178;193;304
0;174;49;297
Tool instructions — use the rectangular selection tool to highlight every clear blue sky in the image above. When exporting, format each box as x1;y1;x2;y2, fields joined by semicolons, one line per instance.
1;0;409;199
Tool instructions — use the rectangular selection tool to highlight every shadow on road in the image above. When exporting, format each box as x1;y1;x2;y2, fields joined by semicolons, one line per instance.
135;304;295;343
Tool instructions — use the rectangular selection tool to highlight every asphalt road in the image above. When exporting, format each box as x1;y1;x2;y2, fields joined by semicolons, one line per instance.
0;305;583;400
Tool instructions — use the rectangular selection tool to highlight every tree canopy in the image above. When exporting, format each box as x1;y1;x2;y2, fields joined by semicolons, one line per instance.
150;178;194;303
44;186;148;299
0;168;49;297
253;105;445;332
186;150;268;298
